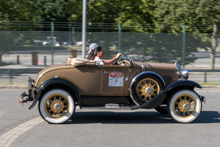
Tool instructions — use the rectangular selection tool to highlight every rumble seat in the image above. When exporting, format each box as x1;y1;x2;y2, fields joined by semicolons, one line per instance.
66;57;100;67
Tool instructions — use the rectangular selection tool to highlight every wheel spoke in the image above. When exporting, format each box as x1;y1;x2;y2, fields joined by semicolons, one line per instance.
44;94;70;119
173;93;197;118
136;78;160;102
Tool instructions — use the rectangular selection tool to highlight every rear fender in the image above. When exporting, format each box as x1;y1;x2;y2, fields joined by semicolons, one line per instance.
132;80;202;109
29;77;80;110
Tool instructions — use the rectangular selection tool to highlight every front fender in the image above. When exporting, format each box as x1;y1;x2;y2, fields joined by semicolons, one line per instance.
130;71;166;88
132;80;202;109
29;77;80;110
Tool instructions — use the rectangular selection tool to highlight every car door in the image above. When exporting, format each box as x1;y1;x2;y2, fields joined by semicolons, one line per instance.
73;66;103;96
101;65;131;96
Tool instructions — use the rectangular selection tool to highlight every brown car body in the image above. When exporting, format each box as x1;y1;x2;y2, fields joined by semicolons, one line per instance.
19;58;205;124
35;61;177;96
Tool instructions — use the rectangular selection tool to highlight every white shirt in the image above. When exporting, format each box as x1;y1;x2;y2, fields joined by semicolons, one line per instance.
94;56;104;65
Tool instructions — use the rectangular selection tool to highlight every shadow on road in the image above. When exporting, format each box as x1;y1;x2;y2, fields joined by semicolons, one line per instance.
66;111;220;124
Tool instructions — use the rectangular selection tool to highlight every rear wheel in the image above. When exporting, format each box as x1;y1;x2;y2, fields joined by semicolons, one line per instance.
168;90;202;123
39;89;75;124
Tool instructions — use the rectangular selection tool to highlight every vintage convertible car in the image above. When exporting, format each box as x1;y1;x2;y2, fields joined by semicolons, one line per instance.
19;55;205;124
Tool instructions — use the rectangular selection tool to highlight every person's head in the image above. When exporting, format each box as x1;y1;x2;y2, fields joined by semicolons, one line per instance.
95;46;105;58
89;46;104;60
88;43;98;54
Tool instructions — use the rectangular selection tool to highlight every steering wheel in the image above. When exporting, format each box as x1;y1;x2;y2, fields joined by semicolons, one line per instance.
119;60;130;66
112;55;121;65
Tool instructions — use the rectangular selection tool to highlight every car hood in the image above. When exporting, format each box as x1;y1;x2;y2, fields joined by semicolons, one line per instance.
132;61;177;71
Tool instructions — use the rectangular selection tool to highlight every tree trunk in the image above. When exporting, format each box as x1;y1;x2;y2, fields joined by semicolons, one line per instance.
210;20;218;69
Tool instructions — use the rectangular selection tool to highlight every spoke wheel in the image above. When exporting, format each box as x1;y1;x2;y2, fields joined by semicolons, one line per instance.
174;94;196;118
168;90;202;123
39;89;75;124
136;78;160;102
131;75;164;105
44;94;69;119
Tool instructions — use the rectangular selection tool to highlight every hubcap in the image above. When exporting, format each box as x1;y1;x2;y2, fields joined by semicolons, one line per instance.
136;78;160;102
44;94;69;119
183;104;189;110
146;88;152;93
173;94;197;118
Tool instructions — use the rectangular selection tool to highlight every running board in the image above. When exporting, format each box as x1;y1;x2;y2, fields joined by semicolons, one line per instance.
81;103;137;110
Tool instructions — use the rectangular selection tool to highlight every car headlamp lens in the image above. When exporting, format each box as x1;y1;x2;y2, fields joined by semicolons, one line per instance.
181;69;189;80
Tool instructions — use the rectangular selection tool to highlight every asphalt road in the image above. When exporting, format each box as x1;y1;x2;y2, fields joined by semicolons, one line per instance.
0;88;220;147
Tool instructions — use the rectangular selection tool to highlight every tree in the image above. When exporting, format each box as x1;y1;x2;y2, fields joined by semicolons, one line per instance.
154;0;220;69
0;0;42;22
67;0;156;32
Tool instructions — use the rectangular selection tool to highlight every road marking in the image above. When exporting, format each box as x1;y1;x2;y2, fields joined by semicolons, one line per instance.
0;117;44;147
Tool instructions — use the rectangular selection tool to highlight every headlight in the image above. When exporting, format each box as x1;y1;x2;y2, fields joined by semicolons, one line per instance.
181;69;189;80
174;60;190;80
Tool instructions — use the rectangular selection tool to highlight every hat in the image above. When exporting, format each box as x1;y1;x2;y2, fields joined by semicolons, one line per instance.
88;43;98;54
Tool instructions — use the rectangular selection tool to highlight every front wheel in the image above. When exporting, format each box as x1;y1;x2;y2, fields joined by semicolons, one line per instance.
131;75;164;105
39;89;75;124
168;90;202;123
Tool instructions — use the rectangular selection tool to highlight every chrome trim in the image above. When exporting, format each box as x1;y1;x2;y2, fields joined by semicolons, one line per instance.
146;88;152;94
103;71;109;74
129;71;166;106
174;60;190;80
175;60;182;71
28;76;37;110
141;64;146;71
181;69;189;80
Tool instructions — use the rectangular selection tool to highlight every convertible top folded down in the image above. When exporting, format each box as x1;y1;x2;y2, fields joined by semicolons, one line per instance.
66;57;100;67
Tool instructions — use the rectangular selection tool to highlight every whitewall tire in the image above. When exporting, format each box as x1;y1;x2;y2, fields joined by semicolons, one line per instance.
168;90;202;123
39;89;75;124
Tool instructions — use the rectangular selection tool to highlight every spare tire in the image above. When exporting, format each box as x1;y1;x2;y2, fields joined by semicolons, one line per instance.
131;75;164;105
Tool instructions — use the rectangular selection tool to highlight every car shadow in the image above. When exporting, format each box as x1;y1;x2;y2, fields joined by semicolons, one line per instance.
66;111;220;124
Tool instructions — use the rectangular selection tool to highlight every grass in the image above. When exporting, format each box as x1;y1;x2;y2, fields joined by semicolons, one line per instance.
199;83;220;85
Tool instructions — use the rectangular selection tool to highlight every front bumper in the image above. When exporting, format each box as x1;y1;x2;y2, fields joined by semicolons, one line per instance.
19;77;37;108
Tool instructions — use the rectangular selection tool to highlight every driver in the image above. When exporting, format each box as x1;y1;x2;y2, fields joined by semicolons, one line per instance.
91;46;121;65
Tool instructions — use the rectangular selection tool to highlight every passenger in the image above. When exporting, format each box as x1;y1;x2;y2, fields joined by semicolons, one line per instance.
91;46;121;65
87;43;98;60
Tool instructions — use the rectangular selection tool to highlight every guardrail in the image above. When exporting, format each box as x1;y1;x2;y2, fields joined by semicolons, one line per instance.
190;70;220;83
0;68;219;84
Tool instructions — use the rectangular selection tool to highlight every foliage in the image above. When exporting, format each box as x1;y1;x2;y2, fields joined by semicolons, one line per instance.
154;0;220;68
67;0;156;32
154;0;220;30
0;0;219;66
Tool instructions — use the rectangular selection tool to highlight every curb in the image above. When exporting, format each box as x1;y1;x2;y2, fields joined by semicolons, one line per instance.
201;85;220;88
0;85;28;89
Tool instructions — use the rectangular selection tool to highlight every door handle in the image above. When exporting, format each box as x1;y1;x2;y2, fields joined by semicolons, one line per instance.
103;71;109;74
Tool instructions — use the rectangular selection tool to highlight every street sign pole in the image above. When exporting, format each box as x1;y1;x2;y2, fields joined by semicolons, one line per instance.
82;0;87;59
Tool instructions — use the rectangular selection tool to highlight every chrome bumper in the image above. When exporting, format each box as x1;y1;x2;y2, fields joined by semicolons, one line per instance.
19;77;37;108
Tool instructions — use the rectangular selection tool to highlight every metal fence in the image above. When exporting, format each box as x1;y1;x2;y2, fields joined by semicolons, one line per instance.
0;30;220;84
